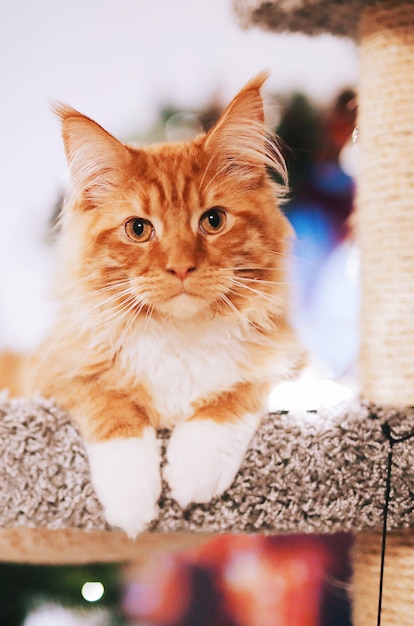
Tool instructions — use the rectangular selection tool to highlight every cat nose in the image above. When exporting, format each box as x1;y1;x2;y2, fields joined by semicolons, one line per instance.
166;265;196;282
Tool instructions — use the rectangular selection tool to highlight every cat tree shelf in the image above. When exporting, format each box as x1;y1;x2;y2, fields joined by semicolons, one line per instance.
1;394;413;564
233;0;388;38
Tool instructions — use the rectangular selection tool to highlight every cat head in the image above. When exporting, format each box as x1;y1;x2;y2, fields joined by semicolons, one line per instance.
56;73;292;324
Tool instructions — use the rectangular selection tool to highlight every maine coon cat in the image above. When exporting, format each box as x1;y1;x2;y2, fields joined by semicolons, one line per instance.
27;73;302;537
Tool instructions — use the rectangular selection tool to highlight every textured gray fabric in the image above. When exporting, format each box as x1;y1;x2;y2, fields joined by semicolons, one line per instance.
1;394;413;535
233;0;393;38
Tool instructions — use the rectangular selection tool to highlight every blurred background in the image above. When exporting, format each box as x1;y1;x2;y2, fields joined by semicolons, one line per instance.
0;0;359;623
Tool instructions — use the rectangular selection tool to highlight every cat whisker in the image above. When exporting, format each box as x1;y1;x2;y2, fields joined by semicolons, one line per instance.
219;263;290;273
116;294;152;351
57;294;131;323
42;290;140;367
144;303;155;332
99;292;140;321
57;293;136;329
113;304;143;356
267;249;325;270
62;282;138;315
219;270;293;286
218;266;292;280
216;292;247;321
232;276;294;287
230;278;286;305
33;291;136;376
103;289;150;327
229;284;290;305
59;279;133;306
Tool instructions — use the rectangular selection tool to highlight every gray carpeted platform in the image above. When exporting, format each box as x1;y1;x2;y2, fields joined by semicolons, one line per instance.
233;0;381;38
1;394;413;535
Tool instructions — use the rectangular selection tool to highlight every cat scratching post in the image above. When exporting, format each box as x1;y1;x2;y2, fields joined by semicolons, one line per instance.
234;1;414;624
353;5;414;624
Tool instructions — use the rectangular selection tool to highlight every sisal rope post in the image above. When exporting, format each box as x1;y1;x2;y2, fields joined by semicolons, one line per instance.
354;3;414;624
357;2;414;407
352;532;414;625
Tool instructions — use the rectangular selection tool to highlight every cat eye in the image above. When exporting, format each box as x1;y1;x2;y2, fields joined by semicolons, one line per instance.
125;217;154;243
199;208;227;235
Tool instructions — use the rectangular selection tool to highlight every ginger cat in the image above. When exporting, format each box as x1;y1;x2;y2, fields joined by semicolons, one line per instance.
24;74;301;537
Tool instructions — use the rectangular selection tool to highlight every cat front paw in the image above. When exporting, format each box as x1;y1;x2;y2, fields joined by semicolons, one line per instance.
86;428;161;538
164;414;260;509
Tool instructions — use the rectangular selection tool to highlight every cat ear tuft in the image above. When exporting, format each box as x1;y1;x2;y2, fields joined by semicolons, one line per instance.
54;103;130;205
205;73;286;187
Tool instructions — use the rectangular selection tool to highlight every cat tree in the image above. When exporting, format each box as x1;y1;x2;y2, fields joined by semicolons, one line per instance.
1;1;414;624
233;0;414;623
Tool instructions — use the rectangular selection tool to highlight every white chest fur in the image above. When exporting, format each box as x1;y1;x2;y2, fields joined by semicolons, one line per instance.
119;316;251;428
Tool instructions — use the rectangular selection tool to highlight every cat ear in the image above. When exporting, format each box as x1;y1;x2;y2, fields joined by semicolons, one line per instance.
55;104;130;205
205;73;286;184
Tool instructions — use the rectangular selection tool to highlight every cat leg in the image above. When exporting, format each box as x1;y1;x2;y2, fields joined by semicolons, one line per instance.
62;387;162;538
164;382;266;508
87;427;161;538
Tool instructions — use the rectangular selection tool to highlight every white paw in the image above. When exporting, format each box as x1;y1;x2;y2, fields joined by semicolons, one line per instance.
86;428;161;538
164;413;260;508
